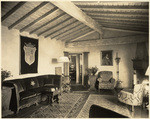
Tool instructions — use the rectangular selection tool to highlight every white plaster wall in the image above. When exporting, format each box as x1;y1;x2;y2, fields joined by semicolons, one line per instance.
65;43;137;88
1;26;65;79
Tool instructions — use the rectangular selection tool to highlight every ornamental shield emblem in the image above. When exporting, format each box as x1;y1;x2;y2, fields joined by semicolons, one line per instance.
23;43;36;65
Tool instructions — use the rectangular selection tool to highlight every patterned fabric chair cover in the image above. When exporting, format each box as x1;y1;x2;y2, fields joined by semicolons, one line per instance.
118;84;144;111
98;71;116;90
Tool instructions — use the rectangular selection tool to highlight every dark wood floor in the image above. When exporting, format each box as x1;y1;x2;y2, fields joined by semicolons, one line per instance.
4;87;149;118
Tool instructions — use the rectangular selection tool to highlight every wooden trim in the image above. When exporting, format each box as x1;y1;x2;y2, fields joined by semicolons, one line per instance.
38;17;72;36
45;20;78;38
51;1;102;35
29;12;66;34
20;7;58;32
8;2;48;29
2;2;26;22
52;23;83;39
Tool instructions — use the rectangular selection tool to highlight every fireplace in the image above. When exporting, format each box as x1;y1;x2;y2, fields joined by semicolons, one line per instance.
132;42;149;85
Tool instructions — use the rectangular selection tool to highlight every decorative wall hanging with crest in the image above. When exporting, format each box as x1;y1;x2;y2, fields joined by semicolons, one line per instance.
20;36;38;74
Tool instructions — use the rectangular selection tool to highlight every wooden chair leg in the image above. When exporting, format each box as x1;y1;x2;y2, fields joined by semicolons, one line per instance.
132;105;134;112
131;106;135;118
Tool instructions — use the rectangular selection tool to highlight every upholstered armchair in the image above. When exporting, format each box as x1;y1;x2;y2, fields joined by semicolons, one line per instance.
98;71;116;90
118;84;144;112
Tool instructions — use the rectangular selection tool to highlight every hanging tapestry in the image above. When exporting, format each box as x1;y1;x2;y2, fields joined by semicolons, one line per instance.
20;36;38;74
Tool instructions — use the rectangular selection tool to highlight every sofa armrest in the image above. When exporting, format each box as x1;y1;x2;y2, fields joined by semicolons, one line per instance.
118;90;135;105
2;81;20;112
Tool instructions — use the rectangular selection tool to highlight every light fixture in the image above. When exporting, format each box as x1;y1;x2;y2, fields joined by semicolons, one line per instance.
58;56;69;63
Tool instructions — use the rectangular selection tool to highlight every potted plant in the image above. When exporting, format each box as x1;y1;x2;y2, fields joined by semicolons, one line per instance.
86;66;98;76
1;69;12;82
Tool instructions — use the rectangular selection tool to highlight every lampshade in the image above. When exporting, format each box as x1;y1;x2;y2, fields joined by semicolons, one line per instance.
58;56;69;63
145;66;149;76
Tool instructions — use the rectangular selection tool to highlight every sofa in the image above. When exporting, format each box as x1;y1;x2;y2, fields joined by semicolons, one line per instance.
98;71;116;90
2;74;62;114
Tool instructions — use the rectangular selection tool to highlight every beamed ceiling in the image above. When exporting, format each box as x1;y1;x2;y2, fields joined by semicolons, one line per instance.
1;1;149;45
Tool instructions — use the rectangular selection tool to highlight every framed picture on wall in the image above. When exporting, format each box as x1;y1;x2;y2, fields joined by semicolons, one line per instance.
101;50;113;66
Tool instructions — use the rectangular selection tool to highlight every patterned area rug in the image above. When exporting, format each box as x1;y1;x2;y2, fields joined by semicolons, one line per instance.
27;92;88;118
77;94;131;118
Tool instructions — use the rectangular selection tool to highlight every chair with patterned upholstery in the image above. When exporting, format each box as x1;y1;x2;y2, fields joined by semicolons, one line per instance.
98;71;116;90
118;84;144;112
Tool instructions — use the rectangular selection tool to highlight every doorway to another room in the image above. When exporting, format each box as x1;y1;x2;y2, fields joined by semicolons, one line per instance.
69;54;82;85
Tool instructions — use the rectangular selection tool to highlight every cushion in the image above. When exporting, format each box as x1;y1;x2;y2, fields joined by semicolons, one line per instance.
98;71;113;81
37;77;44;87
25;78;40;90
19;91;37;100
30;87;44;94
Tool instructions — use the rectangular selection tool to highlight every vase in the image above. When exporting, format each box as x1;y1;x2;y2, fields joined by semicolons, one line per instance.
89;75;97;91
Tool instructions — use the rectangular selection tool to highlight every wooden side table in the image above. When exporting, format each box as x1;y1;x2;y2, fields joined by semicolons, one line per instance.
42;89;59;105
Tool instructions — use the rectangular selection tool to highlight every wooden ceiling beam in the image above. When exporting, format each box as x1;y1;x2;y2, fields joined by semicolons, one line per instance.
83;9;148;15
51;1;102;36
38;17;72;36
8;2;48;29
87;13;148;19
51;23;83;39
96;20;148;26
66;35;148;47
102;27;148;34
69;30;96;42
2;2;26;22
20;6;58;32
75;4;148;9
57;25;87;40
100;22;148;29
62;28;92;42
45;20;78;38
29;12;66;34
89;14;148;21
93;17;148;23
